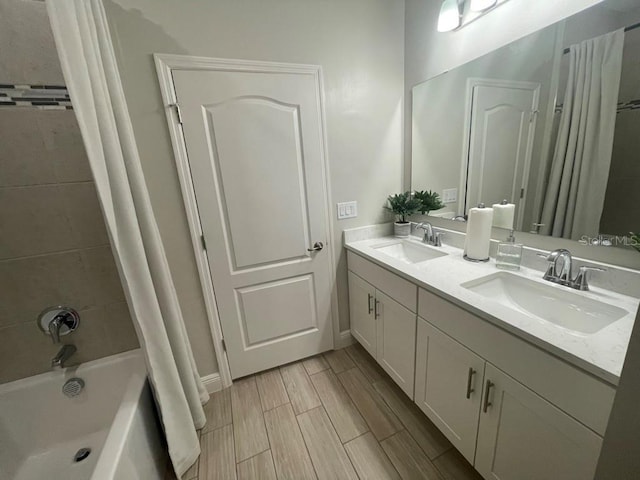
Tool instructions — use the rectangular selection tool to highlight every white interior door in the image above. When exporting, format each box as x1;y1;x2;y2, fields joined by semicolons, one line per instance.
465;81;539;230
173;66;333;379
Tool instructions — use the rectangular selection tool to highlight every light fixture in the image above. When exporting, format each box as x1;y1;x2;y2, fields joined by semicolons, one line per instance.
437;0;462;32
469;0;497;12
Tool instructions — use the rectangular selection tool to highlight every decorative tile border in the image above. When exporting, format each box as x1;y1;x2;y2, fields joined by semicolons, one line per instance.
0;84;72;110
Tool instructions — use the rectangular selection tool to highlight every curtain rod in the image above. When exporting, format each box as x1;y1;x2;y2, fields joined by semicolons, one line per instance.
563;21;640;54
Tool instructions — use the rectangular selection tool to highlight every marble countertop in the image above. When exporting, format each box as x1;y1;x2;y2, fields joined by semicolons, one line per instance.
345;229;640;386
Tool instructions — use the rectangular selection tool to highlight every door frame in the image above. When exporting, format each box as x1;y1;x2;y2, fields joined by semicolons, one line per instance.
154;54;340;387
459;77;540;230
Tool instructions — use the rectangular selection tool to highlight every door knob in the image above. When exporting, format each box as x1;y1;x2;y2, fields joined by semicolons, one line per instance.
307;241;324;252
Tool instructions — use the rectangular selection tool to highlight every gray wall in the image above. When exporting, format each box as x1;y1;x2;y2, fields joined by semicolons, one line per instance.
0;0;138;384
102;0;405;376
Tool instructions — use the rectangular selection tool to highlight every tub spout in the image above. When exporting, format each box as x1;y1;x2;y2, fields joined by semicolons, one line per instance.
52;344;77;369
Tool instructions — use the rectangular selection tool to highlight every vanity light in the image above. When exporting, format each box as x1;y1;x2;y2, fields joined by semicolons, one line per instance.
469;0;497;11
437;0;462;32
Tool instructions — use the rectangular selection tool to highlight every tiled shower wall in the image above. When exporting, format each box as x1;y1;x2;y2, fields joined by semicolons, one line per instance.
0;0;138;384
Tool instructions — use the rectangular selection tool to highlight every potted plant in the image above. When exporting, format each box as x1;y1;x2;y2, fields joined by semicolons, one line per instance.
385;191;421;237
414;190;445;216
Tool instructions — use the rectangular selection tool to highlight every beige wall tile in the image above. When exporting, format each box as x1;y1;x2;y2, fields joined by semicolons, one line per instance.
0;110;54;187
80;246;126;306
0;250;93;328
0;185;76;259
38;110;93;184
61;182;109;248
0;304;137;384
103;302;139;354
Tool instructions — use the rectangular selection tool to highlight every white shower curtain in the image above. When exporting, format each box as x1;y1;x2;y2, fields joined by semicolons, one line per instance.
540;29;624;240
46;0;208;476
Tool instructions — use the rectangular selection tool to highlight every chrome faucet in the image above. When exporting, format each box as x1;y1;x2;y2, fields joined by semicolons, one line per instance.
416;222;444;247
539;249;605;291
51;344;77;369
48;312;76;344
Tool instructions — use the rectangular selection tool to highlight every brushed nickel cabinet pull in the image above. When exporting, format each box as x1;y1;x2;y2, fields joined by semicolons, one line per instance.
483;380;494;413
367;293;373;314
374;299;380;319
466;367;476;399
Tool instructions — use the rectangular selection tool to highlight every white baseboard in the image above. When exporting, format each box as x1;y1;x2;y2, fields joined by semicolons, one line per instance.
337;330;355;349
201;373;223;393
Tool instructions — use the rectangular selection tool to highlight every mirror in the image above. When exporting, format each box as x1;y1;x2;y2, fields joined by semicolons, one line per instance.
411;0;640;246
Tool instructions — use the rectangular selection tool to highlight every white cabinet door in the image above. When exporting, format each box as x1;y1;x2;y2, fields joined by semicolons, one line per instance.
415;319;485;463
476;364;603;480
348;272;377;357
376;290;417;397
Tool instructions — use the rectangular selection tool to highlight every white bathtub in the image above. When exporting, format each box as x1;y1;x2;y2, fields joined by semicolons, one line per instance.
0;349;166;480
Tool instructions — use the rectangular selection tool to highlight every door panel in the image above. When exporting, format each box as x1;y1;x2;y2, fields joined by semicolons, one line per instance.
476;364;602;480
235;274;317;345
204;99;309;269
415;319;485;463
348;272;376;357
174;67;332;378
376;290;416;397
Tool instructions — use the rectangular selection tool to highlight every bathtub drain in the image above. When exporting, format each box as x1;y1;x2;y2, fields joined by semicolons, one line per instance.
63;377;85;397
74;448;91;463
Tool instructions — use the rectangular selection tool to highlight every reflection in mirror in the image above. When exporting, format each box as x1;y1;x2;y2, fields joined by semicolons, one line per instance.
411;0;640;247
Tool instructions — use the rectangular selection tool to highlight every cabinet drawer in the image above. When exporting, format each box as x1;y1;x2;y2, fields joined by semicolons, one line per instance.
347;251;417;312
419;288;615;436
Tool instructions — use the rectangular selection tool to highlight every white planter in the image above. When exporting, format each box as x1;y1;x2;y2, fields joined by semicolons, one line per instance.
394;222;411;238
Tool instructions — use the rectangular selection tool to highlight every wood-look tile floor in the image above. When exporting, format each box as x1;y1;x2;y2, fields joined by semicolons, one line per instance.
167;344;483;480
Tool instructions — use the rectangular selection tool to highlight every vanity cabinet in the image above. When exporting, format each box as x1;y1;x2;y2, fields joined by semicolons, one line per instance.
347;249;615;480
475;364;602;480
347;252;417;397
416;288;612;480
415;320;486;464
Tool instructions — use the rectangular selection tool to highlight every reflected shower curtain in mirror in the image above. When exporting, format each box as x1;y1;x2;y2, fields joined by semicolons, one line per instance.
46;0;208;476
540;29;624;240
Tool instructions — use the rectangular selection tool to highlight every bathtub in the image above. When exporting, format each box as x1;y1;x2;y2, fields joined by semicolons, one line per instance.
0;349;166;480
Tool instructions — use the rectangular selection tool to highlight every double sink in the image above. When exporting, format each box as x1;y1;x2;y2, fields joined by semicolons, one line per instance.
371;238;628;336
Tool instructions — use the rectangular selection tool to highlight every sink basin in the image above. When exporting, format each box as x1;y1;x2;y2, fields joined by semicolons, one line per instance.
461;272;627;335
372;240;447;264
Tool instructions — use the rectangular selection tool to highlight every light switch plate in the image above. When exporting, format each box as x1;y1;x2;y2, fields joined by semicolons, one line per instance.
442;188;458;204
337;201;358;219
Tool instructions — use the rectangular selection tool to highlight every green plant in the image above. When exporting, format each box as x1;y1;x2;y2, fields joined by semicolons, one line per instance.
414;190;445;215
384;191;421;223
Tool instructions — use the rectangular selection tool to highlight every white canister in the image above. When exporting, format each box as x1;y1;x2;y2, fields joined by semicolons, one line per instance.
492;199;515;230
464;204;494;261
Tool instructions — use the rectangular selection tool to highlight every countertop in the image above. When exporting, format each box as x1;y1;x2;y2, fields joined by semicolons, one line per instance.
345;231;640;386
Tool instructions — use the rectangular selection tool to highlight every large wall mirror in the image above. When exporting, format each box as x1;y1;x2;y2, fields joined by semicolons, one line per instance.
411;0;640;248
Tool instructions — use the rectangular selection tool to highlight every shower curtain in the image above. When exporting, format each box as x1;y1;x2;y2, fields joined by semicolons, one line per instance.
46;0;207;476
539;29;624;240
